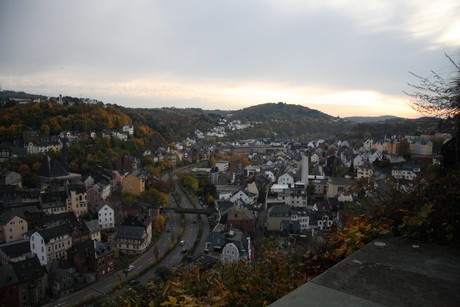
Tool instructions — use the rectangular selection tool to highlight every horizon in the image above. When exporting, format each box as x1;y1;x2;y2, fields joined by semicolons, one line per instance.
1;88;422;120
1;1;459;119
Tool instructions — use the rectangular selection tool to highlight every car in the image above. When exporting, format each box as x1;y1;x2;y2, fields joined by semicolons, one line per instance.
129;279;140;286
179;240;185;246
125;265;134;272
167;228;172;232
181;248;188;254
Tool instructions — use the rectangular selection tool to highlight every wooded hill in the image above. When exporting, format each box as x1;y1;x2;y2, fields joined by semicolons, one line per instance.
0;91;446;145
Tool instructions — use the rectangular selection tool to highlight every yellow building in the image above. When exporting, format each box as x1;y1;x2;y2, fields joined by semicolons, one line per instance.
122;170;147;195
0;212;28;243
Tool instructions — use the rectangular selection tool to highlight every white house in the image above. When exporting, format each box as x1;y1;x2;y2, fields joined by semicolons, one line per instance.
317;215;334;230
97;203;115;230
310;153;320;164
277;172;295;186
122;125;134;135
353;154;366;169
229;190;257;206
291;209;311;230
357;166;374;179
30;224;72;266
221;242;241;263
220;230;251;263
215;160;229;172
369;151;382;164
264;170;276;183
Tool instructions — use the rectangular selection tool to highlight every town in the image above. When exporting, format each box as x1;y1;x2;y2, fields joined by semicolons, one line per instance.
0;98;451;306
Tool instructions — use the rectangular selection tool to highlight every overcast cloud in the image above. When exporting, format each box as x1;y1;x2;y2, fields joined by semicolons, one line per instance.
1;0;459;117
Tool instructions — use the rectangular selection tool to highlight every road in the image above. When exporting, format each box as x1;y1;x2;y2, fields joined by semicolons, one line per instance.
45;171;207;306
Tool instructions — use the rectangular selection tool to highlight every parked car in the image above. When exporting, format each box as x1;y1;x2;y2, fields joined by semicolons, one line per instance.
179;240;185;246
125;265;134;272
129;279;140;286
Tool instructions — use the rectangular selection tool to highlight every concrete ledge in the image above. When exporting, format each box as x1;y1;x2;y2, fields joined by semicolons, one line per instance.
270;236;460;306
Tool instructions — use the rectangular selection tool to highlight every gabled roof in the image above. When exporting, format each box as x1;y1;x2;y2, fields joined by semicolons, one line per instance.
95;202;112;212
116;225;145;240
0;240;30;258
11;256;45;283
227;206;255;220
117;216;148;240
40;190;67;204
0;210;23;224
205;231;226;249
67;183;86;194
281;220;301;232
39;155;69;178
268;204;291;217
328;177;353;186
85;220;100;233
36;224;72;243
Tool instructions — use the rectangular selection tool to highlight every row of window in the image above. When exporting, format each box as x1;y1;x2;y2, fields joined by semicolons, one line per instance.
8;220;25;225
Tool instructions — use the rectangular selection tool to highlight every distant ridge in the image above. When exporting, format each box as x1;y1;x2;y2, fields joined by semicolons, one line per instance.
344;115;404;123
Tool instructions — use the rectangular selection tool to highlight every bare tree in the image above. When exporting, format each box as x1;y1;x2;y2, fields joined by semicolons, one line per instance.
405;54;460;168
405;53;460;118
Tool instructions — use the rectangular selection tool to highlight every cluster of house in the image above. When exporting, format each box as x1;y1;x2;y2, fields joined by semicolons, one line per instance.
199;155;347;263
194;118;255;139
0;151;163;305
194;132;447;265
0;127;135;160
0;119;449;304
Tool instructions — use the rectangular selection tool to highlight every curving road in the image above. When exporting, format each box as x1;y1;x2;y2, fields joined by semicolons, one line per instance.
45;171;207;306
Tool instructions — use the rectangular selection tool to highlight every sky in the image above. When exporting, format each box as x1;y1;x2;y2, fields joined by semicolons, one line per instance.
1;0;459;118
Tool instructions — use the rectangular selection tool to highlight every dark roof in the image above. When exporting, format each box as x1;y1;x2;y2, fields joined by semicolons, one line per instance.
67;183;86;193
11;256;45;283
117;216;148;240
38;155;69;178
205;231;226;249
37;224;72;243
85;220;100;233
39;190;67;204
0;264;18;287
268;204;291;217
281;220;301;232
21;188;41;199
0;240;30;258
0;210;21;224
117;225;145;240
225;229;250;256
328;177;353;186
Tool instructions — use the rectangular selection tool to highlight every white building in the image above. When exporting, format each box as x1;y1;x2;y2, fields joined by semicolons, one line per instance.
67;184;88;215
215;160;229;172
277;172;295;186
122;125;134;135
97;203;115;230
30;224;72;266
